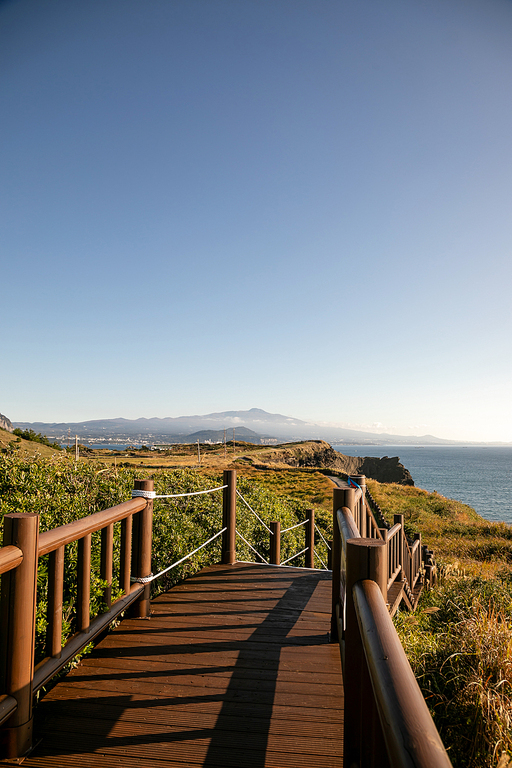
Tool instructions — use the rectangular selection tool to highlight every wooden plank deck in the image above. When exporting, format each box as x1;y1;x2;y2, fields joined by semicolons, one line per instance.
23;563;343;768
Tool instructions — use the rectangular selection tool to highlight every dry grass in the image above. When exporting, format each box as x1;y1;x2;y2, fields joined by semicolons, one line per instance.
0;427;60;459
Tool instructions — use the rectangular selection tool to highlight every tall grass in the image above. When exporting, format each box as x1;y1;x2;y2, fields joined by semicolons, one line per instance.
394;577;512;767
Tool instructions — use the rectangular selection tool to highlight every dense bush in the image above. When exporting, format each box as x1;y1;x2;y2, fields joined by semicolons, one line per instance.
0;454;327;664
12;428;62;449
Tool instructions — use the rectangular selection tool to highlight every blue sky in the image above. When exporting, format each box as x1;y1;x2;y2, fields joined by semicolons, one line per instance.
1;0;512;442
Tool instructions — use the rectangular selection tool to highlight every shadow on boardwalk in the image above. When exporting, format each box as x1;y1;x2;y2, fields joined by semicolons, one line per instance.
24;563;343;768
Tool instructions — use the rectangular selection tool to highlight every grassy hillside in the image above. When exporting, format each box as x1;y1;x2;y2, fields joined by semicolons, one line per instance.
367;479;512;580
70;440;337;470
0;427;61;458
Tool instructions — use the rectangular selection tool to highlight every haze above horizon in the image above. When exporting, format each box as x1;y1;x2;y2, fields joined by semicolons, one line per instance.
2;0;512;443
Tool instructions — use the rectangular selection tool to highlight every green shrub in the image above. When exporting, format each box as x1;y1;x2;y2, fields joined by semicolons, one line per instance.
0;454;330;664
12;428;62;449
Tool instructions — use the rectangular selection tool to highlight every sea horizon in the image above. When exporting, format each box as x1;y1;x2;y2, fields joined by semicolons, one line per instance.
334;444;512;525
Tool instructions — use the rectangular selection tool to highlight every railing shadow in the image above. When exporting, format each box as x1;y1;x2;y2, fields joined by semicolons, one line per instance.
202;565;330;767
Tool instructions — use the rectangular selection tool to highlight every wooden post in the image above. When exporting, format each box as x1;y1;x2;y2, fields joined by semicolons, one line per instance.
350;474;366;537
100;523;113;608
120;514;132;595
394;514;404;581
327;539;333;571
331;488;344;641
77;533;91;632
270;521;281;565
343;486;356;526
222;470;236;565
0;513;39;760
47;546;64;658
414;533;422;583
344;538;387;768
305;509;314;569
131;479;154;618
380;528;389;592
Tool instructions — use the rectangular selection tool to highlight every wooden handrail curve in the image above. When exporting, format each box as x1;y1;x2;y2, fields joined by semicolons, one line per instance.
0;696;18;730
38;497;146;556
353;579;451;768
0;545;23;575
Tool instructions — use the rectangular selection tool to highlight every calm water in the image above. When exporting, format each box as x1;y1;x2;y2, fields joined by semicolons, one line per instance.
58;443;145;451
333;445;512;524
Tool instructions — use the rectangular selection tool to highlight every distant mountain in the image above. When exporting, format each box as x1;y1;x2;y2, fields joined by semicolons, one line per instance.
14;407;463;446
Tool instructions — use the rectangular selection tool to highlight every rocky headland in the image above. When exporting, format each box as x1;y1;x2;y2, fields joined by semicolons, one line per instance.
246;440;414;485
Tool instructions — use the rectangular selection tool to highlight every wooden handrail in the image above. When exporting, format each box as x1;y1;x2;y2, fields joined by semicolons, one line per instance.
387;522;401;539
337;506;360;542
0;545;23;575
38;497;146;556
386;523;402;589
353;579;451;768
0;696;17;730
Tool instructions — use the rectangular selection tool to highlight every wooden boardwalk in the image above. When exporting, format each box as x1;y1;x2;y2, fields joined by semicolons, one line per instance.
23;563;343;768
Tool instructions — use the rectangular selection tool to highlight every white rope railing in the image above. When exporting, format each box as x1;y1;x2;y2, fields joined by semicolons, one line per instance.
314;523;331;550
281;519;307;533
281;547;308;566
131;527;227;584
236;529;269;564
236;491;273;534
314;550;329;570
132;484;227;500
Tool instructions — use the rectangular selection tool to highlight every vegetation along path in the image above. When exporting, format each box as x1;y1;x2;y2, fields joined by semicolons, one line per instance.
22;563;343;768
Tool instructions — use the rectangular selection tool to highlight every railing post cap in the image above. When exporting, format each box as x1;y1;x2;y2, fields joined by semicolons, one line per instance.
134;478;154;489
4;512;40;519
347;537;385;548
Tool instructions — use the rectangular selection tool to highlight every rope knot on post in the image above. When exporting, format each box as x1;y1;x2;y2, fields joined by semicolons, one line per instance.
131;489;157;499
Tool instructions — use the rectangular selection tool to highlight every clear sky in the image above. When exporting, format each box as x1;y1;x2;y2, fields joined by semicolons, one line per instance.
1;0;512;442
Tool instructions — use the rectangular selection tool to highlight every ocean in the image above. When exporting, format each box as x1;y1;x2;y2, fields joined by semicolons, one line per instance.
333;445;512;525
59;443;145;451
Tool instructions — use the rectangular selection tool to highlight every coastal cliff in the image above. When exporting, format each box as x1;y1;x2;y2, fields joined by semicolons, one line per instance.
335;452;414;485
248;440;414;485
0;413;13;433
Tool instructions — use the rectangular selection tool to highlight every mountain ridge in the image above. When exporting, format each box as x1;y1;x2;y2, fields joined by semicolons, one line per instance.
11;408;485;446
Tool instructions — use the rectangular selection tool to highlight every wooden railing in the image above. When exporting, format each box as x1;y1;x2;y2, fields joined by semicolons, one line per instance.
0;473;236;760
267;508;317;568
331;476;451;767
